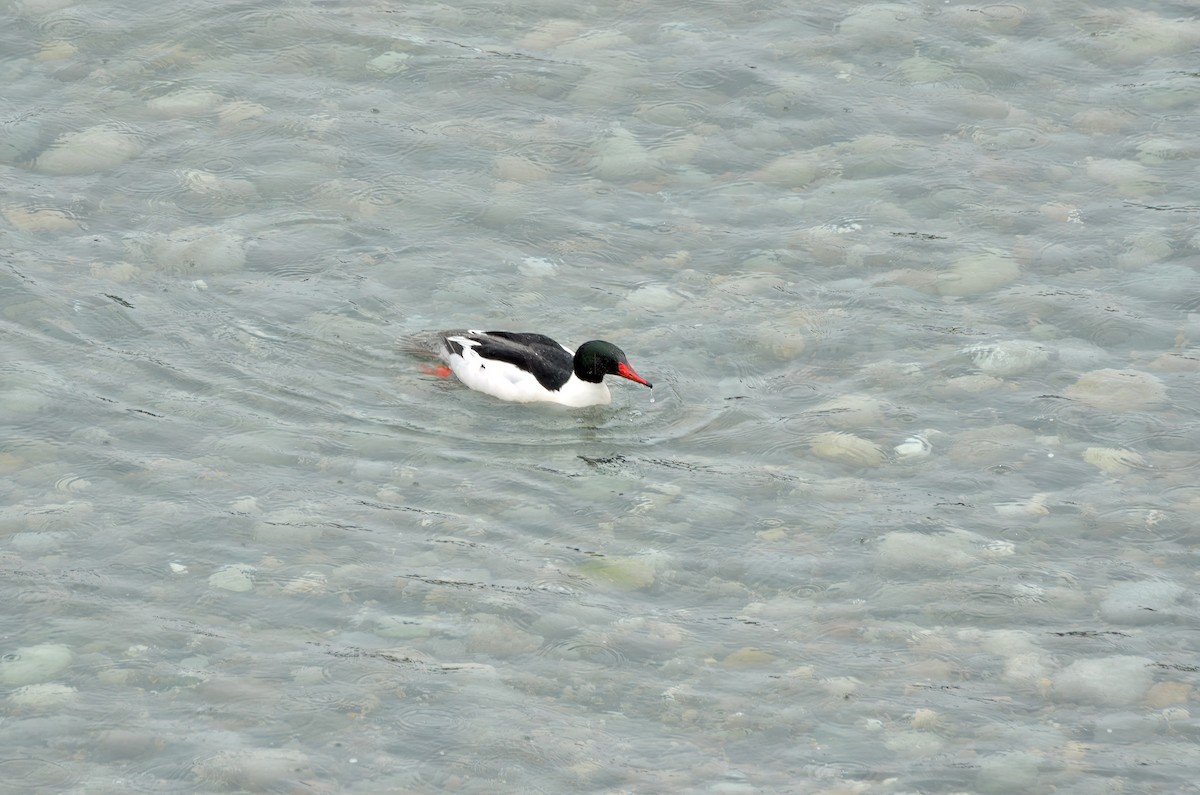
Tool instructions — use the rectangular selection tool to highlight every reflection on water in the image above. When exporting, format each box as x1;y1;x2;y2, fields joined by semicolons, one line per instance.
3;0;1200;791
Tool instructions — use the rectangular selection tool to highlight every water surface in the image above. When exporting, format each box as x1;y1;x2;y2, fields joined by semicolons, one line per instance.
3;1;1199;792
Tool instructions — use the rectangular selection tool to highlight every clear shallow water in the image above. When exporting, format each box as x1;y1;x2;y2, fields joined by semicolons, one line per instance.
3;0;1200;792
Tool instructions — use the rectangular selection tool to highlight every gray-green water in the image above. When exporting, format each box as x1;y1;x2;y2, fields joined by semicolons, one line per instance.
3;1;1199;792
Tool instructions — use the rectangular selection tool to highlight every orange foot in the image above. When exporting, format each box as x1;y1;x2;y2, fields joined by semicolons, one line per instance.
419;364;453;378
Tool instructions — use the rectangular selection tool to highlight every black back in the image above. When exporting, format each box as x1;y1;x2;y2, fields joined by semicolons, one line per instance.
442;331;574;392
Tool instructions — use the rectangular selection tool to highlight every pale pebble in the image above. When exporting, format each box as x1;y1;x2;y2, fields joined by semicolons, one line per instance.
820;676;860;699
942;374;1007;393
590;126;657;182
0;386;56;417
1135;137;1192;163
476;195;528;227
1085;157;1162;195
9;682;77;709
1096;14;1200;64
518;258;559;279
875;528;982;572
1099;580;1187;625
374;615;434;640
811;394;886;430
936;251;1020;296
722;647;775;668
1053;655;1154;706
1002;652;1052;688
90;261;140;282
1065;369;1167;410
738;251;788;274
975;750;1041;794
20;500;94;531
36;39;77;60
754;151;836;189
992;495;1049;518
1117;230;1172;270
577;554;660;590
366;51;410;75
291;666;325;686
967;340;1052;376
10;531;66;555
884;730;944;757
655;132;704;165
756;527;788;542
517;19;582;50
1072;107;1136;135
217;100;269;130
1039;202;1082;223
193;749;312;791
19;0;84;15
1082;447;1147;475
753;324;806;360
208;564;256;592
178;170;257;201
568;72;632;107
977;629;1041;657
464;621;542;656
715;272;789;297
893;433;934;459
2;205;80;232
838;3;920;47
282;571;326;594
555;29;633;57
231;496;260;514
0;644;73;685
810;431;887;467
981;539;1018;559
35;124;144;175
973;4;1026;33
910;708;940;729
253;508;323;545
623;283;684;311
493;155;550;182
144;226;247;274
146;88;223;116
896;54;954;83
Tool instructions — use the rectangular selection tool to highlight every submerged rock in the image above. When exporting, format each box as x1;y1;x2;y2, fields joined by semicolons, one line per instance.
1053;655;1154;706
35;124;143;175
810;431;888;467
0;643;72;685
1065;369;1167;410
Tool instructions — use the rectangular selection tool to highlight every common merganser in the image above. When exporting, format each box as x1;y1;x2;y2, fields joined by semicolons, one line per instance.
422;330;652;407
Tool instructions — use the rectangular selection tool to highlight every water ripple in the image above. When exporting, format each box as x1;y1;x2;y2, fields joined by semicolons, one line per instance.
636;99;711;127
111;763;193;795
512;139;591;171
538;638;627;667
34;11;94;41
529;568;591;595
1031;395;1174;446
674;66;732;91
0;757;79;791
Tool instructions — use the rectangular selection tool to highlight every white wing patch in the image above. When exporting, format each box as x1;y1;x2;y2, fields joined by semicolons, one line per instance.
442;334;551;403
438;333;611;406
